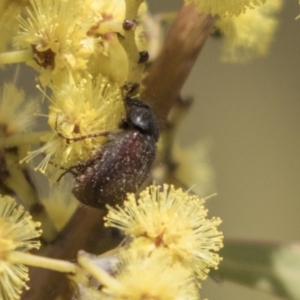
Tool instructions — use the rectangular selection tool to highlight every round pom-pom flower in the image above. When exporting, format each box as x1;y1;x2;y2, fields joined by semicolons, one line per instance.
105;184;223;280
0;195;42;300
14;0;98;85
24;75;124;174
78;248;200;300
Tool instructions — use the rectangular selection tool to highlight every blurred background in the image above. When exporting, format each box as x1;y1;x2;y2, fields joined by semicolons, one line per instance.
149;1;300;300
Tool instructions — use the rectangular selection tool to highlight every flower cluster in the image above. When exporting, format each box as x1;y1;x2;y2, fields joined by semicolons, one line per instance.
0;0;283;178
0;0;286;298
12;0;147;86
83;184;224;299
0;184;223;300
1;0;149;177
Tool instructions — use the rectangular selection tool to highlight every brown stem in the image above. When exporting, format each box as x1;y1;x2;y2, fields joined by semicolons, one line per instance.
144;3;216;128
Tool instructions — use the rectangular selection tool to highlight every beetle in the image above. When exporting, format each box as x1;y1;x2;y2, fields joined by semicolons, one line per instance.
57;84;159;209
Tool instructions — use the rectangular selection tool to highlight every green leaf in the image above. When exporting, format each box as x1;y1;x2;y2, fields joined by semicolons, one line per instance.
210;239;300;299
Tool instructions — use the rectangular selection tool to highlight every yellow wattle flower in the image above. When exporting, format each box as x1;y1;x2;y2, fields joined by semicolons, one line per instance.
184;0;266;17
78;248;200;300
107;249;200;300
24;75;124;174
0;195;42;300
14;0;98;85
217;0;283;62
105;184;223;280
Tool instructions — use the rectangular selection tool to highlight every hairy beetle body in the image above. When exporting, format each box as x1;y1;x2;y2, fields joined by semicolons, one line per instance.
72;130;156;208
62;84;159;209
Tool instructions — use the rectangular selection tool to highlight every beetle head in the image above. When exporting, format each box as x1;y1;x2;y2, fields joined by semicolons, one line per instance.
123;96;159;142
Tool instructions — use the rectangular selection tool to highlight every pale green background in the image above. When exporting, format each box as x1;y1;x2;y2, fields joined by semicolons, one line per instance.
149;1;300;299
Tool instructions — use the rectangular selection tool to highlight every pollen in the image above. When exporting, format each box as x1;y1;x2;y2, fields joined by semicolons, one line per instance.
24;75;124;174
83;249;200;300
217;0;283;62
105;184;224;280
0;195;42;300
14;0;98;85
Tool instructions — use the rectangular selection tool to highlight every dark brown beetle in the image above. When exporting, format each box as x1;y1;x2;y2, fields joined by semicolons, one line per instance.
58;84;159;209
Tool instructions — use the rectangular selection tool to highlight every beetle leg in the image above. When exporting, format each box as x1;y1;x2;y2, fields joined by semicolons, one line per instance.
56;165;79;182
75;156;100;172
122;82;139;98
55;114;110;143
